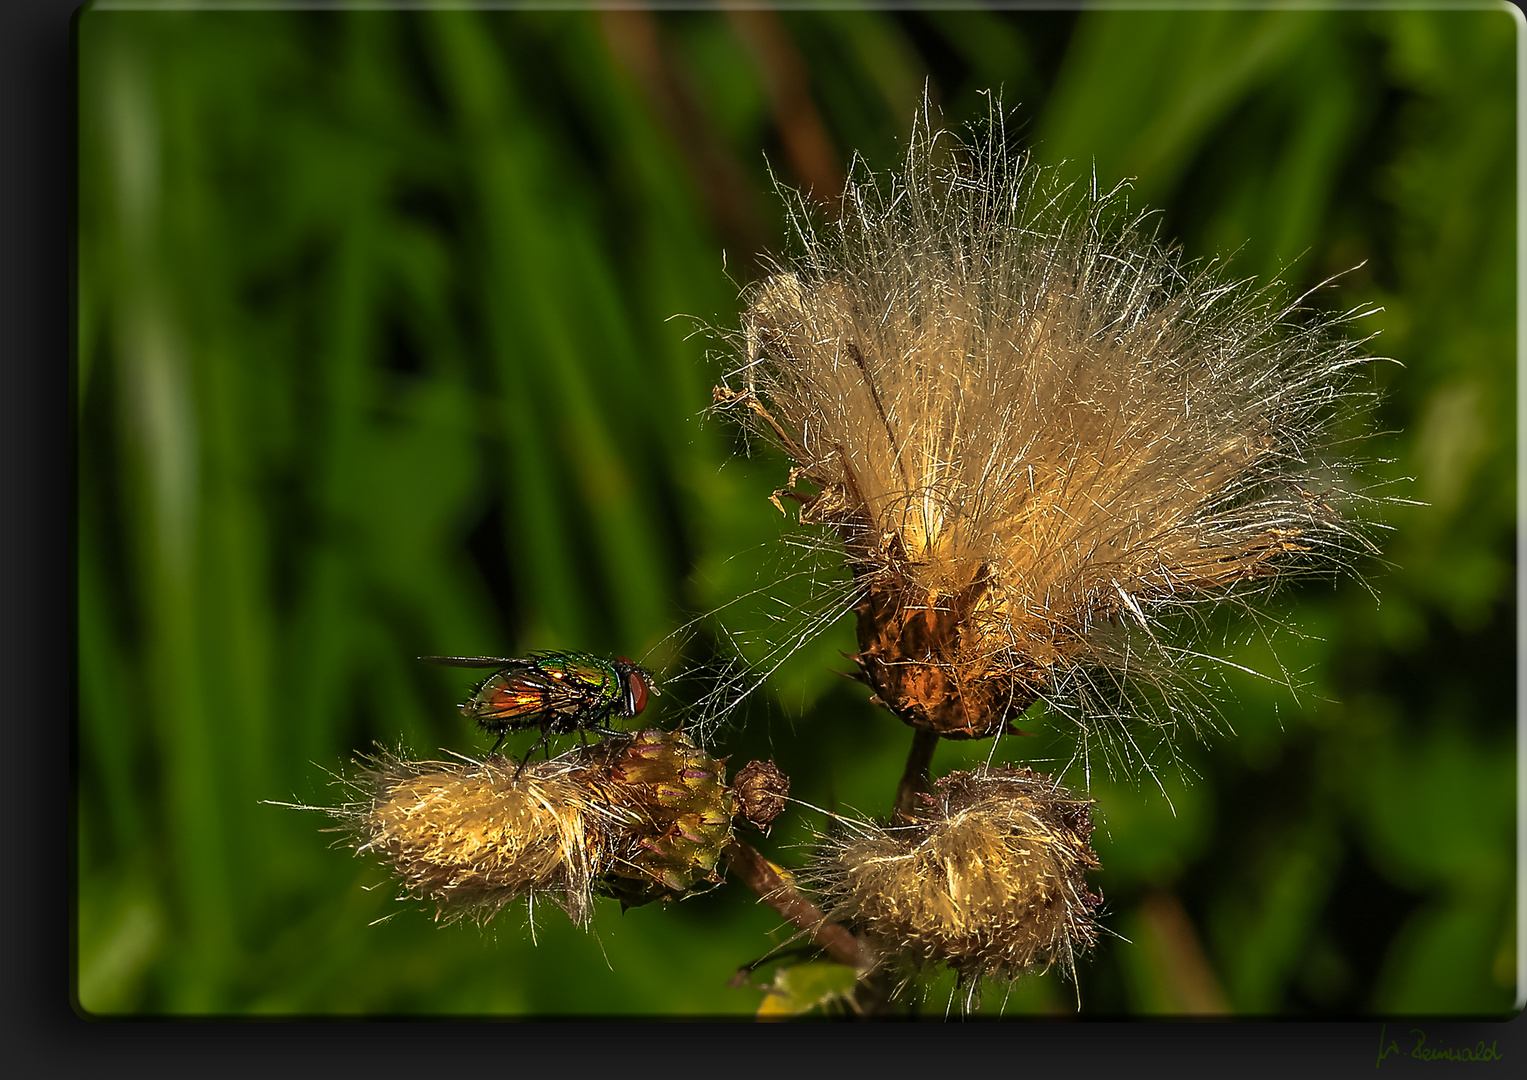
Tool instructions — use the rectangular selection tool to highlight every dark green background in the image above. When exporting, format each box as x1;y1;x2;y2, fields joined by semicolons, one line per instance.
77;4;1516;1016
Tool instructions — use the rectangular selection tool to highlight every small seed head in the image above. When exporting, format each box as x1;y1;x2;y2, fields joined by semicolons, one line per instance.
812;765;1102;990
350;750;612;926
338;730;741;924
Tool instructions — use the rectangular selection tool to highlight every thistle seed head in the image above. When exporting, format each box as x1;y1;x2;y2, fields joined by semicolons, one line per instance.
340;730;743;924
812;765;1102;990
718;98;1380;751
348;750;613;927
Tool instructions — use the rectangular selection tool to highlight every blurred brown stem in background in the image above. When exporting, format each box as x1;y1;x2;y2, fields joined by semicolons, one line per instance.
598;8;767;260
1139;890;1230;1015
724;7;845;207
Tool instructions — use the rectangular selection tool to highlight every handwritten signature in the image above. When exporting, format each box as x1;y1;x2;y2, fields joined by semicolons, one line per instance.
1378;1023;1504;1066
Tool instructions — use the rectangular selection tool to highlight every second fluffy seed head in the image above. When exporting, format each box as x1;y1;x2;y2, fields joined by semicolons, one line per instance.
813;764;1102;988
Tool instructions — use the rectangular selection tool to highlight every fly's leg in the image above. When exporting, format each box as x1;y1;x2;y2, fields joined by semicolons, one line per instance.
513;729;552;781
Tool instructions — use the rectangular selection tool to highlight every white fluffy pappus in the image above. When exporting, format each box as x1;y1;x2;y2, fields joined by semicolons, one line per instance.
715;97;1384;775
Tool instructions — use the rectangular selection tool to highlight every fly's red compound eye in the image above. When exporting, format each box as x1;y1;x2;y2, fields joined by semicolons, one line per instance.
626;670;649;715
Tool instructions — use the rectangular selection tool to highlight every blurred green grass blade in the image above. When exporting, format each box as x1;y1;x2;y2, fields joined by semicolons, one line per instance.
77;518;147;855
92;22;241;1009
424;9;599;647
923;9;1043;109
1036;9;1317;198
1209;823;1340;1012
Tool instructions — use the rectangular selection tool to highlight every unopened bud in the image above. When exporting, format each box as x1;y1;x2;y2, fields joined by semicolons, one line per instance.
731;759;790;831
590;729;738;908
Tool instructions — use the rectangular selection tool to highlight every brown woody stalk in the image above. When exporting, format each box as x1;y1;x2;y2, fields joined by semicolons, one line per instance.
724;839;865;971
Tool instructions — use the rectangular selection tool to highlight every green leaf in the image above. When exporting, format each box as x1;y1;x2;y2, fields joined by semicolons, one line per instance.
757;961;860;1018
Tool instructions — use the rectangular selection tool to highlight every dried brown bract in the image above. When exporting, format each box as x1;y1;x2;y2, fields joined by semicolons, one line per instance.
716;97;1380;758
812;765;1101;994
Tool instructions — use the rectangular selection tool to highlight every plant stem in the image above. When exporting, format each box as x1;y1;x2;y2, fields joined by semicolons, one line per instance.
723;840;864;970
892;727;939;821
